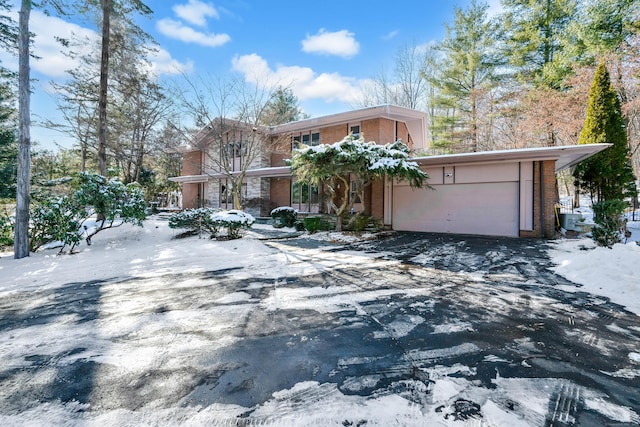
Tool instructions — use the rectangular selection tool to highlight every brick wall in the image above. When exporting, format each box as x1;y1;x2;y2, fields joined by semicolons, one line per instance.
519;160;558;238
270;178;291;213
362;119;380;142
182;183;200;209
369;178;384;219
182;151;201;175
396;122;411;148
321;124;349;144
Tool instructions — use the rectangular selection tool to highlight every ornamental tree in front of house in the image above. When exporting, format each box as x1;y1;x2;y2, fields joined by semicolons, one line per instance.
289;135;429;231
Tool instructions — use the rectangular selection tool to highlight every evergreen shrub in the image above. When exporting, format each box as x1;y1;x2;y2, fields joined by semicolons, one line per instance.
303;216;334;233
270;206;297;228
28;172;147;253
169;208;254;240
591;199;627;248
168;207;220;236
0;210;13;247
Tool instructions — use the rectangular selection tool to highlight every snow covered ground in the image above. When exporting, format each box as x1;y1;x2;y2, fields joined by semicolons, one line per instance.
0;213;638;426
548;200;640;316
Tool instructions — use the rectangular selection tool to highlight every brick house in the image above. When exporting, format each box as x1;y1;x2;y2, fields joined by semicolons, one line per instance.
169;105;608;238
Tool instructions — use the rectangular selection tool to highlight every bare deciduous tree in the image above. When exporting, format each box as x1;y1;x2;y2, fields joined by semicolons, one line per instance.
172;74;290;210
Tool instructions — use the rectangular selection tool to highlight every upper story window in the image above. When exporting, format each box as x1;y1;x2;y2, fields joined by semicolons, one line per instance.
226;141;246;159
349;124;361;139
292;131;320;148
311;132;320;146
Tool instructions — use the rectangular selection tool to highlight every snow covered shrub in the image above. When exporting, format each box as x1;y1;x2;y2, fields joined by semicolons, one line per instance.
29;172;147;253
210;210;255;239
168;208;221;237
294;219;305;231
29;195;84;252
169;209;254;239
270;206;297;228
591;199;627;248
74;173;147;226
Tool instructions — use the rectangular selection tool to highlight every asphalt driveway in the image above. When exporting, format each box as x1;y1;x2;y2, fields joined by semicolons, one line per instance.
0;230;639;426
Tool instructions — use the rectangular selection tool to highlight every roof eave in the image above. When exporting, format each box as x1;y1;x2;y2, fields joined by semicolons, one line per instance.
411;144;612;173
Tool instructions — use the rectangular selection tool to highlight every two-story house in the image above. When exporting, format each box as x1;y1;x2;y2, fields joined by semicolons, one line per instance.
169;104;609;238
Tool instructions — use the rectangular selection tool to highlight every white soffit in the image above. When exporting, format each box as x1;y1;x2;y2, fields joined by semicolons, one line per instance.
168;175;209;183
412;144;611;173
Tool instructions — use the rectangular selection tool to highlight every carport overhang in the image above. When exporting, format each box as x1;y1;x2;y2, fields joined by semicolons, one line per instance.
411;143;611;172
168;166;292;183
168;175;209;183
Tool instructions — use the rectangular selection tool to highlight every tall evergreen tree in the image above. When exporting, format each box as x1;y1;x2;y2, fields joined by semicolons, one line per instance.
0;67;17;198
429;0;499;152
0;0;17;198
501;0;578;88
260;87;306;126
573;61;637;202
577;0;638;59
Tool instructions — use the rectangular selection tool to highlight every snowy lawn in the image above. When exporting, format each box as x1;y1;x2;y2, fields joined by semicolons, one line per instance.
0;216;638;426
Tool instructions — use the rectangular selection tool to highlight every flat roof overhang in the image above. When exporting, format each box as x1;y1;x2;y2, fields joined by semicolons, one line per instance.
168;175;209;183
168;144;611;182
269;104;429;151
169;166;293;182
412;144;611;173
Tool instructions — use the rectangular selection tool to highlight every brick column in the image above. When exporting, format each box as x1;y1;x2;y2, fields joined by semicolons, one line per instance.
519;160;559;239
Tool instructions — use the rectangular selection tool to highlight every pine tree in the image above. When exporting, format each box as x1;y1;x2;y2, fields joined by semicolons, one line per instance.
261;87;306;126
0;67;17;198
429;0;499;152
500;0;578;88
573;61;637;202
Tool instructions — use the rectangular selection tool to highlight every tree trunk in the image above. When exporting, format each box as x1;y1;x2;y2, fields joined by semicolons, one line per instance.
97;0;111;178
333;176;350;232
14;0;31;259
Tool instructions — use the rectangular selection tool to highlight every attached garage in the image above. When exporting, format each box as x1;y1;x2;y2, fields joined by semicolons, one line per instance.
392;162;521;237
386;145;612;238
393;181;519;237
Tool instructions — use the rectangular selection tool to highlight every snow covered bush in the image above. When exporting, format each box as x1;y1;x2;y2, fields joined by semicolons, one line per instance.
210;210;255;239
270;206;297;228
29;172;147;253
591;199;627;248
74;172;147;226
168;208;221;236
29;195;84;252
169;209;254;240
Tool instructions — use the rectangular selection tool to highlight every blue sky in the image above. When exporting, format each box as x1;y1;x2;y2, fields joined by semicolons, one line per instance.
1;0;501;150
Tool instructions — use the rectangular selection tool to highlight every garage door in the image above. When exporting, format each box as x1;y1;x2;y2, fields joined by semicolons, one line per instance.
392;182;519;237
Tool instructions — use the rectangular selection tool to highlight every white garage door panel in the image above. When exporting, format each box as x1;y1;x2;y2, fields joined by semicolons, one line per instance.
393;182;519;237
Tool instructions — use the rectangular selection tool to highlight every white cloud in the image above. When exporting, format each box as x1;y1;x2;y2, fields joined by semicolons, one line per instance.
173;0;220;27
231;53;363;104
157;18;231;47
301;29;360;59
28;11;97;78
146;47;194;76
0;10;191;80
